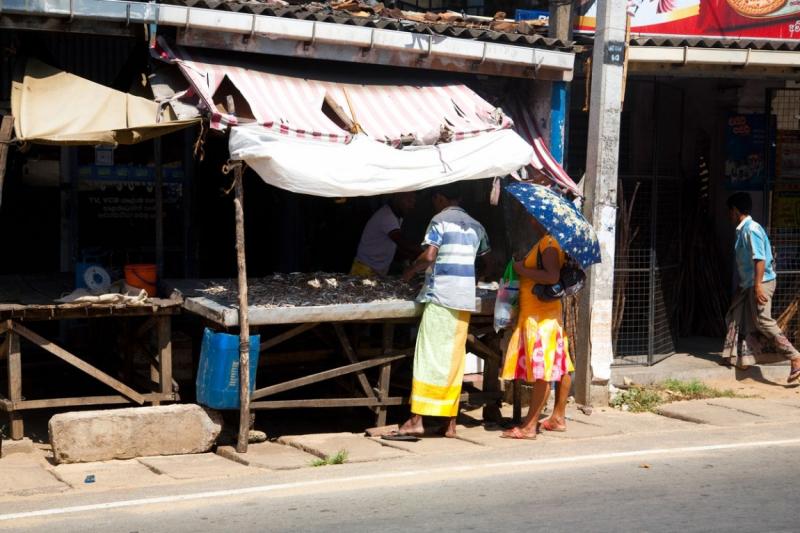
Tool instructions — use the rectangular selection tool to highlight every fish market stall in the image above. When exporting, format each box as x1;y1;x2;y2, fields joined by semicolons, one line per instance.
170;275;502;426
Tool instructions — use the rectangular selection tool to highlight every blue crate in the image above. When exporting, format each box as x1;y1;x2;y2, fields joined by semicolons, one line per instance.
515;9;548;23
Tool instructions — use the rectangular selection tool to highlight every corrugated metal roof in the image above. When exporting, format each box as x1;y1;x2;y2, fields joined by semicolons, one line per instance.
159;0;572;50
629;35;800;52
572;34;800;52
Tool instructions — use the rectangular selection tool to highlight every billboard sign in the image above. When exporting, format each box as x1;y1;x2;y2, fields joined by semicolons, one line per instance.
577;0;800;40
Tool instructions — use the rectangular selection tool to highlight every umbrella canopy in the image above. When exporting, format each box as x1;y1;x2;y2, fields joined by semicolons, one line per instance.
505;182;601;270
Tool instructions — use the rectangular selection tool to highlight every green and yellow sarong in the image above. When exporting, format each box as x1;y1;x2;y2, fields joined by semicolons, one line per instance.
410;303;471;418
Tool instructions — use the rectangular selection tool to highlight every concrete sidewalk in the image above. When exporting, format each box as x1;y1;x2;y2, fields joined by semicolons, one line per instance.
611;337;793;386
4;389;800;500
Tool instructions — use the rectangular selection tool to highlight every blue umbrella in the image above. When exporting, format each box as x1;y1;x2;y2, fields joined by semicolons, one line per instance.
505;181;601;270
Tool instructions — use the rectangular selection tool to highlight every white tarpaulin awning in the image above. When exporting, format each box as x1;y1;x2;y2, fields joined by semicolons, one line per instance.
229;125;533;197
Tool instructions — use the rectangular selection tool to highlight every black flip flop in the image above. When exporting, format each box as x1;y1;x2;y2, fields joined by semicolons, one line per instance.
381;433;421;442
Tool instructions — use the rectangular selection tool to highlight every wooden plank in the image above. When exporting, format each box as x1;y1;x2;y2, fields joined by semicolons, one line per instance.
466;333;500;364
250;354;407;400
251;397;407;409
0;115;14;211
376;323;395;427
0;391;11;411
157;316;173;396
232;166;252;454
6;330;23;439
333;323;377;400
13;393;177;411
259;322;318;352
11;322;146;405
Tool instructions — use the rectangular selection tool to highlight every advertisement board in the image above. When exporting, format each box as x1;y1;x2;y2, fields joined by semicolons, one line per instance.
725;114;768;190
577;0;800;40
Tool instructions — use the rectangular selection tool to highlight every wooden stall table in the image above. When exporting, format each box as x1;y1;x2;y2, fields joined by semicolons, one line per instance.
169;277;503;427
0;276;181;440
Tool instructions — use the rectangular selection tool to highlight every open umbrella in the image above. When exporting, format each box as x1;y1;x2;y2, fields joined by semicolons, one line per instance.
505;181;601;270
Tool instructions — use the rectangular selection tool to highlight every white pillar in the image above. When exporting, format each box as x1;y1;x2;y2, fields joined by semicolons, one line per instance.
575;0;627;403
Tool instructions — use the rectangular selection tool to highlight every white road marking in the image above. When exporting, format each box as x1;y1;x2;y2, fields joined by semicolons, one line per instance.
2;437;800;522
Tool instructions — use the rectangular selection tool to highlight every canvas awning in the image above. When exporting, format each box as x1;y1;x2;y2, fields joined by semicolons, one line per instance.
11;59;198;146
155;41;573;196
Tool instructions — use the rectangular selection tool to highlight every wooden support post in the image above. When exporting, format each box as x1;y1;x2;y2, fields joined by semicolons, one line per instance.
0;115;13;210
157;316;173;398
154;136;164;280
6;328;23;440
233;165;252;454
376;323;394;426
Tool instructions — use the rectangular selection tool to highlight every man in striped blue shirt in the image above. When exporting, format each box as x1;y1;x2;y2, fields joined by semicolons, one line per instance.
390;183;490;439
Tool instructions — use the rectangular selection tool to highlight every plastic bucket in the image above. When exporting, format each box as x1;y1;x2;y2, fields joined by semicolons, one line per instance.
124;264;157;297
195;328;261;409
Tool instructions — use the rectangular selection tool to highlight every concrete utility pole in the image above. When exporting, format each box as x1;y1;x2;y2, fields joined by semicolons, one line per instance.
574;0;627;405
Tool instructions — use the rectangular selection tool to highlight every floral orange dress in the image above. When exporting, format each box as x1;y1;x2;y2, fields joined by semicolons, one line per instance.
501;235;574;383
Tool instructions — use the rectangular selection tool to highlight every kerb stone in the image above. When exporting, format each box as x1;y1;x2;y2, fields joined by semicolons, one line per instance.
49;404;223;464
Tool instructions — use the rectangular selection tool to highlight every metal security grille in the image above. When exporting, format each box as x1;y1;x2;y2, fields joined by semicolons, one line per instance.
612;80;683;366
769;89;800;347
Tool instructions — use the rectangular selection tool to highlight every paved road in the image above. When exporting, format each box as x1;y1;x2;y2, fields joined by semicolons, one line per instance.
3;438;798;533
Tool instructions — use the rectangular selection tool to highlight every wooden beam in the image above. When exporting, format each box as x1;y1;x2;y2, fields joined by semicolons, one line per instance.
259;322;319;352
333;323;377;400
12;393;176;411
251;397;407;409
0;115;13;211
466;333;501;364
251;354;406;400
11;322;146;405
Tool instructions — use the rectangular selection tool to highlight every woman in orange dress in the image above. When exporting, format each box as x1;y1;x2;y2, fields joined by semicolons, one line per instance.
501;219;574;440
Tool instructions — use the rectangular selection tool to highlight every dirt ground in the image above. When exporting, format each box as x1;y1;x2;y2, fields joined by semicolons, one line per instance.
704;376;800;400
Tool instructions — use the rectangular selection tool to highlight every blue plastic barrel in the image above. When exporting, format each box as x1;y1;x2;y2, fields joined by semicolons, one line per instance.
195;328;260;409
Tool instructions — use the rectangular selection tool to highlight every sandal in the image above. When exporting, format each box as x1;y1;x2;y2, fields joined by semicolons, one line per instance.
500;427;536;440
787;367;800;384
539;419;567;432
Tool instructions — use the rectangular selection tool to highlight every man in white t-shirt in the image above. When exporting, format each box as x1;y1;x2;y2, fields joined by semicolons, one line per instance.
351;192;419;277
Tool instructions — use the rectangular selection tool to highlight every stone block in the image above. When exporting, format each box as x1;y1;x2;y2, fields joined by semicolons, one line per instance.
49;404;223;464
0;455;68;496
138;453;255;479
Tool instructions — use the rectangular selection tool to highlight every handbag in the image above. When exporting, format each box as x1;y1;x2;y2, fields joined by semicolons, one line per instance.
532;242;586;302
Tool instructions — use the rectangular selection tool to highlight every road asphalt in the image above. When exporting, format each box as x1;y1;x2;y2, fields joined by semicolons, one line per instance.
2;422;799;533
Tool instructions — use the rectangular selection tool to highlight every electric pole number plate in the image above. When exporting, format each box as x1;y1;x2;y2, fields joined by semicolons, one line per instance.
604;41;626;66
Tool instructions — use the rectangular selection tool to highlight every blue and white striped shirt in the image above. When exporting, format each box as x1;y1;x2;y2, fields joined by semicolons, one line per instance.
417;206;490;312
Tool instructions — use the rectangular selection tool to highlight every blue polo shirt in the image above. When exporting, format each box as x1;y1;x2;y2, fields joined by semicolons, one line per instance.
735;216;776;289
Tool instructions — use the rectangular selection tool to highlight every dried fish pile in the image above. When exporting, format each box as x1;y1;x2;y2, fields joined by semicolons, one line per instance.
198;273;422;308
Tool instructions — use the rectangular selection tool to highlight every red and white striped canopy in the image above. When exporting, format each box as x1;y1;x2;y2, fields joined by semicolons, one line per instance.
153;39;578;195
154;40;512;145
504;94;582;197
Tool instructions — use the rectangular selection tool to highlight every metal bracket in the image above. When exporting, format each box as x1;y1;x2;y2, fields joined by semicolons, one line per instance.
184;7;191;31
125;3;131;26
303;21;317;51
682;45;689;66
361;28;375;57
68;0;74;23
743;47;752;68
471;42;488;70
249;13;257;39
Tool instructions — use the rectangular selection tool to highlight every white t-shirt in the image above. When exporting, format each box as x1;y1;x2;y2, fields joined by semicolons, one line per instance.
355;204;402;275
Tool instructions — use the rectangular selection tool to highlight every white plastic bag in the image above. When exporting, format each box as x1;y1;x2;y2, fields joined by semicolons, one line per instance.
493;261;520;332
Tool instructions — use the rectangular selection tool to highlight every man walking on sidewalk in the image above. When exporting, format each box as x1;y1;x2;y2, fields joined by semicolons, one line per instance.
723;192;800;382
393;183;491;438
